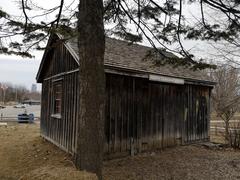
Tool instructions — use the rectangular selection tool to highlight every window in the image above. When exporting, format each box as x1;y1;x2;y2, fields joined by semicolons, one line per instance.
52;82;62;117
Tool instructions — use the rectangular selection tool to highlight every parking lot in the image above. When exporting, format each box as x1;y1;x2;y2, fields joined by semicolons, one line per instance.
0;105;40;120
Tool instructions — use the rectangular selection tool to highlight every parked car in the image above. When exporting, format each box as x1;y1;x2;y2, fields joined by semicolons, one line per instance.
18;113;34;123
14;104;26;108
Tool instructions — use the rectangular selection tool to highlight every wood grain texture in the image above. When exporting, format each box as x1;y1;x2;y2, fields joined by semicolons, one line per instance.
40;40;211;159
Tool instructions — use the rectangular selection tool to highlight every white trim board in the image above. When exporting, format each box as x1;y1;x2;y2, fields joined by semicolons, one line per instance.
149;74;184;85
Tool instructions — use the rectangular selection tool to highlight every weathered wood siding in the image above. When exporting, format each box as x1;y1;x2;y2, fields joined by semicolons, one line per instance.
40;42;211;157
39;38;79;80
40;41;79;153
184;85;210;143
104;74;210;157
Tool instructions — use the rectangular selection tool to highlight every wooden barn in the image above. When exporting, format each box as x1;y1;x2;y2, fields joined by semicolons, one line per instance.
36;33;215;158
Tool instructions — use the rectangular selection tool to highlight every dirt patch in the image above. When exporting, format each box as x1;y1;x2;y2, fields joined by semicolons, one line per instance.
1;123;240;180
103;145;240;180
20;166;96;180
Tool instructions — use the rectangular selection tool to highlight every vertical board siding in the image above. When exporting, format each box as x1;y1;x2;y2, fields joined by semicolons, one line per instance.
104;75;187;156
40;43;211;157
40;42;79;153
41;71;211;156
184;85;210;143
41;72;79;154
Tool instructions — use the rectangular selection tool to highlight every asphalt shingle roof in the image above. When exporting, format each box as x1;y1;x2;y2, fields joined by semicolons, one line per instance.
67;37;212;83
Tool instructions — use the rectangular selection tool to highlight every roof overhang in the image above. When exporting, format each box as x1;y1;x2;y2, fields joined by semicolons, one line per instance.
104;64;216;87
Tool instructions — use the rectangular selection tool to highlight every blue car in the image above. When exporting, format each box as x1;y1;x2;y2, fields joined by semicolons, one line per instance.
18;113;34;123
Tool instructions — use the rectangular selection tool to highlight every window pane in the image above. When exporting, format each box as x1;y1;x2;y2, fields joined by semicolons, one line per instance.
53;83;62;114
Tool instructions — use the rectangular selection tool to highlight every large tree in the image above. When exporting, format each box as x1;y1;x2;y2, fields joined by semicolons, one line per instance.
75;0;105;179
0;0;240;179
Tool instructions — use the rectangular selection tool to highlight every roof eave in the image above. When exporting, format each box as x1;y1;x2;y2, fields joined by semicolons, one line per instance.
104;64;216;86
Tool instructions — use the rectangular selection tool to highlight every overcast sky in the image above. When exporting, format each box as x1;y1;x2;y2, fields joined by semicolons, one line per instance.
0;0;64;91
0;54;42;90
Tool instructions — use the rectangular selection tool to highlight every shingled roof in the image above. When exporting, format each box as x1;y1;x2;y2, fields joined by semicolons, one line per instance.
36;33;214;85
66;37;213;84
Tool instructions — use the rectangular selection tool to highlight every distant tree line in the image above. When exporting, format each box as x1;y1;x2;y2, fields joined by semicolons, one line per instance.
0;82;41;104
211;65;240;148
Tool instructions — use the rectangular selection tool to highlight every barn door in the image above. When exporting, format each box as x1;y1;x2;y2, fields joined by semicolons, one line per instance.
158;84;184;148
105;74;188;157
184;85;209;143
105;74;135;156
148;83;165;150
146;83;184;150
133;78;149;153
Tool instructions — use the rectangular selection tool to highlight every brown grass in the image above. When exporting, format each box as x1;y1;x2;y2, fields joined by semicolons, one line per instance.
0;123;96;180
1;123;240;180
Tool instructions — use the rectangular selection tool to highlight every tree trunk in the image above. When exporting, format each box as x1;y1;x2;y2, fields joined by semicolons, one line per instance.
225;119;230;142
75;0;105;179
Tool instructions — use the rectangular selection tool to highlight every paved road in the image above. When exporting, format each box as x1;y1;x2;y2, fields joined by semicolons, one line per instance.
0;105;40;118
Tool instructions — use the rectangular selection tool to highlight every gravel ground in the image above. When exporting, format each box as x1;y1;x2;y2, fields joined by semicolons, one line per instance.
1;123;240;180
103;145;240;180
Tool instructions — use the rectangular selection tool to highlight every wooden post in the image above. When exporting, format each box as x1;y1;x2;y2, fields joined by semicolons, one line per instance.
130;137;134;156
3;89;6;105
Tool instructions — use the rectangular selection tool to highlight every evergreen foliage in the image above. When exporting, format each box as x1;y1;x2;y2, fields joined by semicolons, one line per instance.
0;0;239;69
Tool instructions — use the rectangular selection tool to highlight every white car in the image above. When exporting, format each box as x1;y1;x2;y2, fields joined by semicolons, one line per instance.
14;104;26;108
